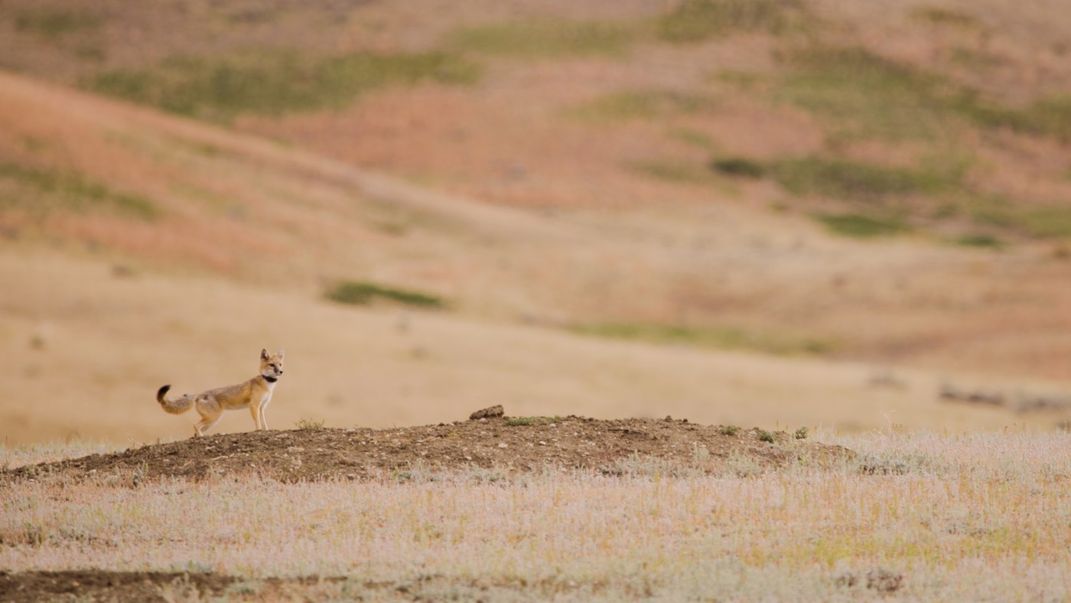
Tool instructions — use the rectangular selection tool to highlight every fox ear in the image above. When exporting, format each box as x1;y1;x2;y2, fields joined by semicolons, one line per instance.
260;348;270;360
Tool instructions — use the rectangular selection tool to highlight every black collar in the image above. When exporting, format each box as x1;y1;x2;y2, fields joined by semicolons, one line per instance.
262;375;279;383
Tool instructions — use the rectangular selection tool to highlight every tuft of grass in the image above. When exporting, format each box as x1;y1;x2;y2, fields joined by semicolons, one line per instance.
14;9;101;39
505;416;563;426
87;50;479;120
815;213;910;238
571;322;834;356
570;89;710;122
656;0;803;44
757;429;775;443
954;233;1003;249
295;418;325;430
0;162;158;220
710;157;765;178
449;19;636;58
768;156;961;202
717;425;741;436
794;427;809;440
325;281;446;309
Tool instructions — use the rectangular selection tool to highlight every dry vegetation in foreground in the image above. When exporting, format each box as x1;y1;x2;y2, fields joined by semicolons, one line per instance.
1;430;1070;601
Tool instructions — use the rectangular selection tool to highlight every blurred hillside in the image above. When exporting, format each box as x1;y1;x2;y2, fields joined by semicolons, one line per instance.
1;0;1071;442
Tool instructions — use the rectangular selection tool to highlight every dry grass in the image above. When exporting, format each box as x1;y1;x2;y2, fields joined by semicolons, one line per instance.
2;431;1069;600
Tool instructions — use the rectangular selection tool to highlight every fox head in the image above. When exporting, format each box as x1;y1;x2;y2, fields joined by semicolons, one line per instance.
259;348;285;382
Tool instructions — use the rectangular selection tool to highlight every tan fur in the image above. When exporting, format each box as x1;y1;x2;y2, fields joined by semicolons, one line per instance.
156;349;285;437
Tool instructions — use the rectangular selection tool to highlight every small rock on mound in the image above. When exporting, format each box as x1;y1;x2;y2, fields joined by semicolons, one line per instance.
469;405;504;420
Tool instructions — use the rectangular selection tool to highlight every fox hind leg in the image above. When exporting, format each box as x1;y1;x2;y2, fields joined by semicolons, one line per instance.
193;397;222;437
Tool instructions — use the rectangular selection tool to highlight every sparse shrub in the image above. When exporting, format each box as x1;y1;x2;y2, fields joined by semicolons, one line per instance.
295;418;325;430
710;157;765;178
325;281;446;309
794;426;808;440
717;424;741;436
757;429;775;443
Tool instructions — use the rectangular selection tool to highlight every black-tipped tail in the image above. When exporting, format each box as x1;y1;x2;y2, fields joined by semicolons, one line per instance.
156;384;194;415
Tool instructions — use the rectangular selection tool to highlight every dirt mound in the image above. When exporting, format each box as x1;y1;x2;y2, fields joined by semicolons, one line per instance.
2;415;853;483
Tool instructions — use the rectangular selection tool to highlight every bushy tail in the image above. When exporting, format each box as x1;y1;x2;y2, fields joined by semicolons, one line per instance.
156;384;193;414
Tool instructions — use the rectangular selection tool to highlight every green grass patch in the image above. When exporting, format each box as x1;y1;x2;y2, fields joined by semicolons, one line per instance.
656;0;803;43
710;157;765;178
967;196;1071;239
814;213;910;238
910;6;981;28
570;89;710;122
14;9;101;38
325;280;446;309
777;46;955;141
0;162;158;220
780;45;1071;143
768;156;961;202
954;233;1003;249
449;19;636;58
87;50;479;120
952;94;1071;143
571;322;834;356
667;128;717;150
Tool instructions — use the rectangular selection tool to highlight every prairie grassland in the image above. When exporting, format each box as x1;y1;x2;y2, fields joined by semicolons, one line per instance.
3;431;1070;601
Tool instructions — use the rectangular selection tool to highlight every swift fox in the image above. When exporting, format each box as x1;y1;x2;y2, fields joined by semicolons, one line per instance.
156;348;285;437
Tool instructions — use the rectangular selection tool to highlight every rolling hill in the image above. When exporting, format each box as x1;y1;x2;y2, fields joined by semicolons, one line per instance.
2;0;1071;442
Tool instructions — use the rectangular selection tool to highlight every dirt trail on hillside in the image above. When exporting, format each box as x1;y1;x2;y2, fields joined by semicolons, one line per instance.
1;414;852;483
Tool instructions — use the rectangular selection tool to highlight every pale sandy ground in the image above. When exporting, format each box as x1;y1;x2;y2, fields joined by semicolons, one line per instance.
0;249;1057;446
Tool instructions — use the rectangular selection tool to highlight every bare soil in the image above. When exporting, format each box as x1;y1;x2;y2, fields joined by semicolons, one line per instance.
0;571;235;603
0;570;602;602
1;415;852;483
